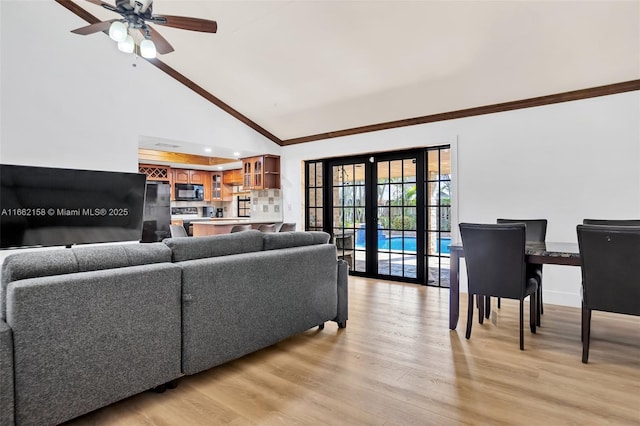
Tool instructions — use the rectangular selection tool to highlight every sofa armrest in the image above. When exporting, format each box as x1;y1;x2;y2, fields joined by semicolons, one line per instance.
335;259;349;328
0;320;14;426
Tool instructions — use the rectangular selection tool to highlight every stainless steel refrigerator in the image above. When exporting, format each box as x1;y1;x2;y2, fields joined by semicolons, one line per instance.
141;182;171;242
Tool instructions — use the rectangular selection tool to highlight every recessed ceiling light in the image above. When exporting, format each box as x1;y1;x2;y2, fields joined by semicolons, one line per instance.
218;166;223;170
155;142;180;148
204;147;212;153
233;152;240;157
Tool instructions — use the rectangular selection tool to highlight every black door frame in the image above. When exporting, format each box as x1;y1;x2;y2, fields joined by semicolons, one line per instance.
324;148;426;284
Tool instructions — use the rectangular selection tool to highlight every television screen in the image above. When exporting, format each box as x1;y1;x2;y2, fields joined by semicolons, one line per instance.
1;164;146;249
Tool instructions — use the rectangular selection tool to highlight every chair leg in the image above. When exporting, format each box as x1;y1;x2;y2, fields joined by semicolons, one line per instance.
536;286;542;326
485;296;491;319
466;293;474;339
580;297;584;342
529;293;536;334
539;285;544;315
497;297;501;309
478;295;484;324
519;299;524;350
582;306;592;363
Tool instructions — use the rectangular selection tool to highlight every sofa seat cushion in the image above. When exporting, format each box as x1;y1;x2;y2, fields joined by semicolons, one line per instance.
164;230;264;262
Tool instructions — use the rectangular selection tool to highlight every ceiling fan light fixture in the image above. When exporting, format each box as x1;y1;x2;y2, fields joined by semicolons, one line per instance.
108;21;128;42
140;39;157;59
118;35;135;53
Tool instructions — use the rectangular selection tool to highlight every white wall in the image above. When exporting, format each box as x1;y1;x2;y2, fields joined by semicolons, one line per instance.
281;91;640;307
2;2;639;307
0;1;278;172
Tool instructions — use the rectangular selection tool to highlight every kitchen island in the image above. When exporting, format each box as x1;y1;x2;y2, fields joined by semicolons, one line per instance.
191;219;283;236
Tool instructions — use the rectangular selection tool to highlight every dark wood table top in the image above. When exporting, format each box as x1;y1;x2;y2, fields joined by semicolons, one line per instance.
449;241;580;266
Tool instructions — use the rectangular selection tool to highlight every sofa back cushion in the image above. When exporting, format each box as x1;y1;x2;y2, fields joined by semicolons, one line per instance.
0;243;172;319
164;230;264;262
72;243;172;272
262;231;330;251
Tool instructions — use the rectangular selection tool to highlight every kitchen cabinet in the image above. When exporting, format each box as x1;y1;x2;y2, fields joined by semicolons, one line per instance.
202;171;212;202
223;169;243;185
211;171;231;201
171;168;211;201
242;155;280;190
189;169;207;185
172;168;207;185
172;169;190;184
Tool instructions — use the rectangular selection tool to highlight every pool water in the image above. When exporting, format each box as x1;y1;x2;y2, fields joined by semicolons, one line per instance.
356;237;451;253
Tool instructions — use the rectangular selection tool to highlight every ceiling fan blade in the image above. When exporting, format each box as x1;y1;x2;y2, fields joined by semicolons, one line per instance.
71;19;119;35
144;25;175;55
83;0;118;13
150;15;217;33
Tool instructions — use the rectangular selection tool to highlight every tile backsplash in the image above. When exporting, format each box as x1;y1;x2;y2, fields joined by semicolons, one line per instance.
250;189;283;221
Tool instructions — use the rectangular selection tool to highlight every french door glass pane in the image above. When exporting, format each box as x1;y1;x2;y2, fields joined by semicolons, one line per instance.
403;160;416;182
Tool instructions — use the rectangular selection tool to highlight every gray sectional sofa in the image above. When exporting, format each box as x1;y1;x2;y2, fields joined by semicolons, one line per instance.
0;230;348;426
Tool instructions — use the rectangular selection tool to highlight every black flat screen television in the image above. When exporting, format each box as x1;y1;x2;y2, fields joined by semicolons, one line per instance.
1;164;146;249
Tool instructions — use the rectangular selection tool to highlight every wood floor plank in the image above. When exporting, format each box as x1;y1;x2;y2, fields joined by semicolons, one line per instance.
64;277;640;426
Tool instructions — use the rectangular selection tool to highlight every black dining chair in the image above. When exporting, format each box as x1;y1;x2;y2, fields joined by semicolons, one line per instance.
459;223;538;350
496;219;547;326
577;224;640;363
579;220;640;343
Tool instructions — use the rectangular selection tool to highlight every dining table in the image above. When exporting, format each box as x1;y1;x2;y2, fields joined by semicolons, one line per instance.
448;241;581;330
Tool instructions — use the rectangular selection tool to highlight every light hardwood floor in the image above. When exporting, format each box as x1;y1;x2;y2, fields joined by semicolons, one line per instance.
65;276;640;426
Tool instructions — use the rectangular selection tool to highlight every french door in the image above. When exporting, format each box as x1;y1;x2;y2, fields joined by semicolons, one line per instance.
329;150;423;283
306;146;450;286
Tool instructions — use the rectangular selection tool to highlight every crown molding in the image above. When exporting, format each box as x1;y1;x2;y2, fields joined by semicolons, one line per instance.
280;80;640;146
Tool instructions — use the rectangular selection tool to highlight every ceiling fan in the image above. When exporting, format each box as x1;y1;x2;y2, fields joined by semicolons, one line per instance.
70;0;217;58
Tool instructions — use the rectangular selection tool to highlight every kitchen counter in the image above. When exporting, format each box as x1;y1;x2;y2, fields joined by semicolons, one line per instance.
191;220;282;236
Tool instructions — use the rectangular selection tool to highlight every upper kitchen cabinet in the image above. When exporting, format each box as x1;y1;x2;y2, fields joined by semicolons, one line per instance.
139;164;171;182
172;169;208;185
223;169;243;185
242;155;280;190
172;169;191;184
211;171;231;201
201;171;212;202
189;169;207;185
171;168;211;201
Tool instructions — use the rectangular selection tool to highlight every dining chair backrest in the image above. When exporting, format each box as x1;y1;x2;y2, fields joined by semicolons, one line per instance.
230;224;253;233
279;223;296;232
169;224;188;238
497;219;547;242
582;219;640;226
577;224;640;316
257;223;276;233
334;233;354;250
459;223;527;300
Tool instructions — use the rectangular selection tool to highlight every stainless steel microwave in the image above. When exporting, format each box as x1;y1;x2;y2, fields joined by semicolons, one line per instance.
175;184;204;201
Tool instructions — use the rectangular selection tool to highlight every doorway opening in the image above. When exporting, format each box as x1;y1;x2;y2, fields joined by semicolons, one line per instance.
305;145;451;286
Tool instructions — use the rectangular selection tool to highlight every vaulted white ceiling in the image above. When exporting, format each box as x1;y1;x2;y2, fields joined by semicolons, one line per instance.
66;0;639;143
